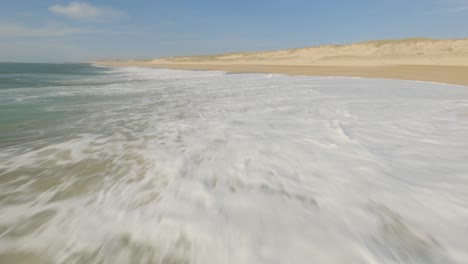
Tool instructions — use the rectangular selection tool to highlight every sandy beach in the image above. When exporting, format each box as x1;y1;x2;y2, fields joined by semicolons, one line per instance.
5;0;468;262
97;38;468;86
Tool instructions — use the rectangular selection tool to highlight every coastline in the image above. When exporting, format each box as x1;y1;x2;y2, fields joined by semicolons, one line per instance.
95;38;468;86
95;61;468;87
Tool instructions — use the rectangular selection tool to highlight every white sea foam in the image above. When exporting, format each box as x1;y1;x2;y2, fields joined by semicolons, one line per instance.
1;67;468;264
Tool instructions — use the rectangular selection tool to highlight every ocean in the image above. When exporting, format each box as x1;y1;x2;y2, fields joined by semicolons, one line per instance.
1;63;468;264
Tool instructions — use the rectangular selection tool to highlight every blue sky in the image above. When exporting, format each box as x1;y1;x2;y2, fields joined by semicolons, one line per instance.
1;0;468;62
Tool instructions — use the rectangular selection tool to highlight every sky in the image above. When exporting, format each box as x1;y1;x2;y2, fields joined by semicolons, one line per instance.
1;0;468;62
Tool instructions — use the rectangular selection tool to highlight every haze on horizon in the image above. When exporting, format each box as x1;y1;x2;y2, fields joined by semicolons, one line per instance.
1;0;468;62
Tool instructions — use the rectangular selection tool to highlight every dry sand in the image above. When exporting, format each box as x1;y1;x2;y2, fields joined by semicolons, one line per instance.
97;38;468;86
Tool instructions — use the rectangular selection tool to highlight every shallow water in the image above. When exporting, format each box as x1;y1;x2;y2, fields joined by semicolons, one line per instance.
1;63;468;264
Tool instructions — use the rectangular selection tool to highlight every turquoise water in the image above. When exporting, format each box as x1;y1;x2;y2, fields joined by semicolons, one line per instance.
1;63;468;263
0;63;115;148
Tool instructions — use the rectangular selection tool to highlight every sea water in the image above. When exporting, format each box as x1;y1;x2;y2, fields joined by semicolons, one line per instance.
1;63;468;264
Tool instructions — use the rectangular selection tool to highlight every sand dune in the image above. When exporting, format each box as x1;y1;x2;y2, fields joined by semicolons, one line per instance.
151;38;468;66
97;38;468;86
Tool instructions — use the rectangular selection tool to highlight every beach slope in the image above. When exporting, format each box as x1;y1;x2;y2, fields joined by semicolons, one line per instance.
97;38;468;86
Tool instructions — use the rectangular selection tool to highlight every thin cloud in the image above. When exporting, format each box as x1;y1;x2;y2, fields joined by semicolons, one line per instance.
0;22;89;37
446;5;468;12
49;2;126;21
423;3;468;15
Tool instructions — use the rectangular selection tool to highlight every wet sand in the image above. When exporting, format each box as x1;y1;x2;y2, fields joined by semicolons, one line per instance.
96;62;468;87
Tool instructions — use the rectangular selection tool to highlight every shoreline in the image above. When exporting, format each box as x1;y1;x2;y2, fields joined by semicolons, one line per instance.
95;38;468;86
95;62;468;87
